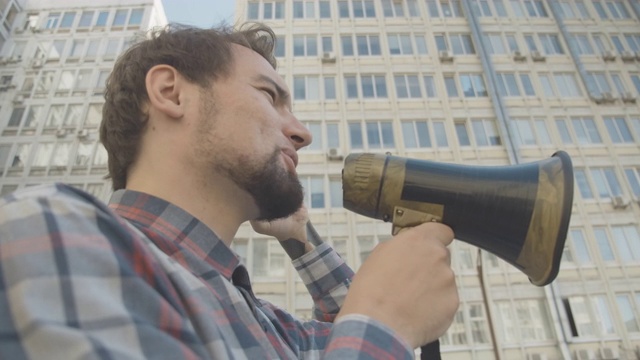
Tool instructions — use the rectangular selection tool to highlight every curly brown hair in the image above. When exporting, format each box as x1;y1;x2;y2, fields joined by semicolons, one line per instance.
100;23;277;190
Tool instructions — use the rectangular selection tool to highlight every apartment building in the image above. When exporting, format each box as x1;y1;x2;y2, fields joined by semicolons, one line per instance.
234;0;640;359
1;0;639;359
0;0;166;199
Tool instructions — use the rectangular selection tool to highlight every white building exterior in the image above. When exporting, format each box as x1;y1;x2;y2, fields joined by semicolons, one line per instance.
1;0;640;359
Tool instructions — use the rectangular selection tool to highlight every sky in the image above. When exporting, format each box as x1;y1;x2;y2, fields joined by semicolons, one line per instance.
161;0;236;28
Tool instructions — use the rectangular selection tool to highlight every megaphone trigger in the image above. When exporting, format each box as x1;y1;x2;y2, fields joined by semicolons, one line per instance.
391;206;442;235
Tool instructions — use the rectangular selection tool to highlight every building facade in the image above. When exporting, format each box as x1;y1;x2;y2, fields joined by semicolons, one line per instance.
1;0;640;359
0;0;166;200
233;1;640;359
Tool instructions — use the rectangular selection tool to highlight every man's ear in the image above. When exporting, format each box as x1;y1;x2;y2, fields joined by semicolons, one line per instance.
145;65;185;119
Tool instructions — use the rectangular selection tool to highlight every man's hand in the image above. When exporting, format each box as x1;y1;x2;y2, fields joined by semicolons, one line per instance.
250;207;313;259
335;222;458;349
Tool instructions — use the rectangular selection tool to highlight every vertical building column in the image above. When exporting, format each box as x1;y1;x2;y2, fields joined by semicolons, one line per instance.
459;0;520;166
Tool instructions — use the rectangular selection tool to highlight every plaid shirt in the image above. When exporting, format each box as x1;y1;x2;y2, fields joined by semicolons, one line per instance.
0;184;412;359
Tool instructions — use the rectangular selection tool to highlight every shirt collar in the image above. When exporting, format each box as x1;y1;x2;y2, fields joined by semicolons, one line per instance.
108;189;240;280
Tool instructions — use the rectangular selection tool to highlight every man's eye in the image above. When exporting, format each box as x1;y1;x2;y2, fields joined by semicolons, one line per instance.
263;89;276;102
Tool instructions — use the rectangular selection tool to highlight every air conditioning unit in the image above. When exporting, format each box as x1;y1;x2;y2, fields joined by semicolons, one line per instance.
636;51;640;61
530;50;545;61
9;56;22;63
612;195;629;209
31;59;43;68
327;147;344;161
439;50;454;62
575;349;594;360
620;50;635;61
77;129;89;138
527;353;547;360
29;26;40;33
55;129;67;138
512;51;527;61
602;50;616;61
13;94;24;104
321;51;336;63
621;92;637;103
601;92;616;102
600;347;618;360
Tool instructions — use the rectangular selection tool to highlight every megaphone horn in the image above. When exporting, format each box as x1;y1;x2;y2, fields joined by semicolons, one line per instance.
342;151;574;286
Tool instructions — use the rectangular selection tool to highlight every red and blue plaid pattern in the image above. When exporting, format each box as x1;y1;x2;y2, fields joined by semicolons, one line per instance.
0;184;412;359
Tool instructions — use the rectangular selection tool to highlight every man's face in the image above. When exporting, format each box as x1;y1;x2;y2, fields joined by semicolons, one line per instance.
191;45;312;221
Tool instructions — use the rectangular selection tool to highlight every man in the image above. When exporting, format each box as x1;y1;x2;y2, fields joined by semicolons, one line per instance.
0;24;458;359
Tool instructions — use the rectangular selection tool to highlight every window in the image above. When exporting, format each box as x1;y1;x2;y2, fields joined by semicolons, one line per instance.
247;3;260;19
593;227;615;262
345;75;388;99
402;120;448;149
263;1;285;19
338;0;376;18
540;73;581;97
45;13;60;29
78;11;94;27
302;122;340;151
555;117;602;145
274;36;285;57
381;0;405;17
484;33;507;54
616;294;640;333
590;167;623;199
348;121;394;150
604;117;634;144
388;34;414;55
112;9;128;26
50;142;72;167
587;72;611;96
293;35;317;56
611;225;640;263
539;34;564;55
496;299;554;343
444;75;459;97
301;176;325;209
510;0;548;17
70;39;85;58
572;34;595;55
322;36;333;53
424;76;437;98
324;77;336;100
459;74;487;98
436;34;475;55
569;229;592;264
8;107;25;127
574;169;594;199
329;178;343;208
471;0;494;16
129;9;144;25
440;303;490;345
85;103;103;127
96;11;109;27
293;1;315;19
394;75;422;98
319;1;331;18
624;167;640;198
472;119;501;146
253;239;286;278
31;143;53;168
59;12;76;28
23;106;44;129
564;296;616;337
356;35;381;56
512;118;551;146
293;76;319;100
593;0;631;19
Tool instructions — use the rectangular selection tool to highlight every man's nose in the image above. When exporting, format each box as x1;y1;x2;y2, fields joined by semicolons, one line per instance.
285;114;313;150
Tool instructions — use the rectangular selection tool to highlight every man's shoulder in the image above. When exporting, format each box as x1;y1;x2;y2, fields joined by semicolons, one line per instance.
0;183;124;241
1;183;109;216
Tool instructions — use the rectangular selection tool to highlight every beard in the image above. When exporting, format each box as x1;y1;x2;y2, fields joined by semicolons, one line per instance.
224;149;304;221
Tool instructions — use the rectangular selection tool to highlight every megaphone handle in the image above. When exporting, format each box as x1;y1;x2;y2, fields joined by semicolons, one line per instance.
420;340;442;360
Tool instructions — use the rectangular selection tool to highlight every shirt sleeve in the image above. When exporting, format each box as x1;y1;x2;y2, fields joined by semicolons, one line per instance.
292;242;353;322
0;185;207;360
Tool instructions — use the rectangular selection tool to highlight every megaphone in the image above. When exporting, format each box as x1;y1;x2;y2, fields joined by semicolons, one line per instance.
342;151;574;286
